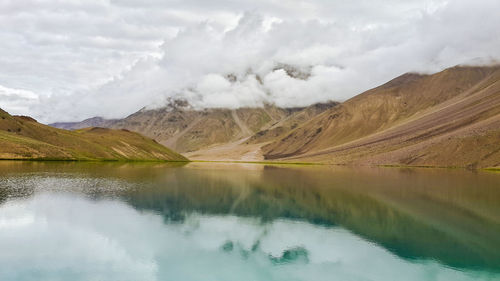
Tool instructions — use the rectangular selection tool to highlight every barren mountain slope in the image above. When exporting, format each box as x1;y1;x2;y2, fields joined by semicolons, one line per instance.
181;102;339;161
263;65;500;168
246;101;339;145
106;105;292;153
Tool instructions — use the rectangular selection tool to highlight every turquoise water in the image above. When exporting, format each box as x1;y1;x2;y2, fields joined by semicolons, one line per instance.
0;162;499;281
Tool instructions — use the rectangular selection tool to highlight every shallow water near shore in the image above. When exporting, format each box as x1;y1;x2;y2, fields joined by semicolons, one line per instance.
0;161;499;281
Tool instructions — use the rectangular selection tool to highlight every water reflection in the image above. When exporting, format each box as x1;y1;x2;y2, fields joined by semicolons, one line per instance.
0;161;499;280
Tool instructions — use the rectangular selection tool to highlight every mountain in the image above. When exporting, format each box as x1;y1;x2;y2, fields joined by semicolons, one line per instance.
51;102;339;161
262;65;500;168
0;109;187;161
49;65;500;168
108;104;292;153
50;117;116;130
183;102;340;161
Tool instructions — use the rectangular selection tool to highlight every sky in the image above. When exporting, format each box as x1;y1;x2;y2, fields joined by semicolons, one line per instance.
0;0;499;123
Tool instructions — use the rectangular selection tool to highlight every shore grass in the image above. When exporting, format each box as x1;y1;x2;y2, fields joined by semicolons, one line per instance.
483;167;500;173
1;158;497;173
0;157;190;163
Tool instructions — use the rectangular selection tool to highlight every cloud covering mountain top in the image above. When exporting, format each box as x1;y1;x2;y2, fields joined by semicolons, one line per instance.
1;0;499;122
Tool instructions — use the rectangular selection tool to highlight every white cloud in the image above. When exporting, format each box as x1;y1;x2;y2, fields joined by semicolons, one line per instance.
0;0;499;122
0;85;39;115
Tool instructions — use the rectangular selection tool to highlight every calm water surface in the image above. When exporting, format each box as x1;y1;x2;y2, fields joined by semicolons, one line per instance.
0;161;499;281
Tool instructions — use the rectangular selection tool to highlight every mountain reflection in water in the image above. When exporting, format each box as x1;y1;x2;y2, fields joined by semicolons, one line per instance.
0;162;499;281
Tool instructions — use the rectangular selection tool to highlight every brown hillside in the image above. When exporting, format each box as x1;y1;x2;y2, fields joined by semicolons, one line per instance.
263;65;500;168
0;109;187;161
107;104;292;153
246;101;339;145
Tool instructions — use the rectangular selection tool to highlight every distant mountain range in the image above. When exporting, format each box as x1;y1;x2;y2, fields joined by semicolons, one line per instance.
50;65;500;168
50;101;339;160
50;116;117;131
0;109;187;161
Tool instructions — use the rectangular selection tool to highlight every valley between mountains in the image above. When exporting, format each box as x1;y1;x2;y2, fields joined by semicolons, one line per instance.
41;65;500;168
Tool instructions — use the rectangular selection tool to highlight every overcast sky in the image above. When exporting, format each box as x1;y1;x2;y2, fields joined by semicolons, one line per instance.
1;0;499;123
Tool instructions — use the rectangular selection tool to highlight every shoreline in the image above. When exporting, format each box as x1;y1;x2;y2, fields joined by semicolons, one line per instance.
0;158;191;163
1;158;498;172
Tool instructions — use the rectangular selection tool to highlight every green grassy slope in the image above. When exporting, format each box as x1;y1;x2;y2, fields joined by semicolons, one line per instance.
0;109;188;161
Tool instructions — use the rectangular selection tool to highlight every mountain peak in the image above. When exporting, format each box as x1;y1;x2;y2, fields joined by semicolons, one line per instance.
273;63;312;80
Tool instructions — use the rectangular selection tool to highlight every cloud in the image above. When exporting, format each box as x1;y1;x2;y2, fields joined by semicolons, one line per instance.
0;85;39;115
0;0;499;122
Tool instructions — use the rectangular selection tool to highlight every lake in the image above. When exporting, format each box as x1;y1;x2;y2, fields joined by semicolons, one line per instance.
0;161;499;281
